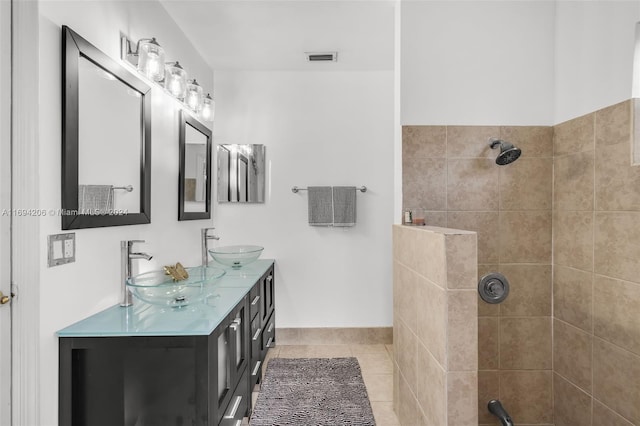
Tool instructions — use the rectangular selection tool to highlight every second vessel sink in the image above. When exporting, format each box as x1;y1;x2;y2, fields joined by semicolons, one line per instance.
208;245;264;269
127;265;226;307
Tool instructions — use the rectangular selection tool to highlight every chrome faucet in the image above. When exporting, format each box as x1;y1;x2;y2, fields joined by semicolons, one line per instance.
201;228;220;266
121;240;153;307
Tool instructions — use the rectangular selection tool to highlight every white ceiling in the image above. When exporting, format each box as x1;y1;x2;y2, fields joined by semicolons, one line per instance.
160;0;395;71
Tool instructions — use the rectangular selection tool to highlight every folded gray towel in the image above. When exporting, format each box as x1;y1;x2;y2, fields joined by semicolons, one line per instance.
308;186;333;226
333;186;356;226
78;185;113;214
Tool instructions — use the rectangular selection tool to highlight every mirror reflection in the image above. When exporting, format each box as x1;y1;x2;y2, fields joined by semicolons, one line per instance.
78;56;142;214
179;111;212;220
217;144;266;203
184;124;208;212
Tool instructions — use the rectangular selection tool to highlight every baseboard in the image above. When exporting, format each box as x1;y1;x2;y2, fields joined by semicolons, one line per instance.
275;327;393;345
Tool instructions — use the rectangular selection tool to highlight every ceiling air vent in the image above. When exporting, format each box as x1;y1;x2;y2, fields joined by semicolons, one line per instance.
305;52;338;62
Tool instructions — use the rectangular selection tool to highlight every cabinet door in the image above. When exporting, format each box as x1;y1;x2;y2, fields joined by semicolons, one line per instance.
220;368;249;426
229;299;249;383
250;315;262;387
260;267;275;326
249;283;260;321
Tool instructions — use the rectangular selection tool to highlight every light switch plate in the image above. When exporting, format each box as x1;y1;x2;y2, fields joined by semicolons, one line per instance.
48;233;75;267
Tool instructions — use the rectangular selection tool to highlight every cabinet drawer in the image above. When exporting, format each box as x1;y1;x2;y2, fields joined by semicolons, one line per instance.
249;283;260;320
220;368;249;426
261;312;275;359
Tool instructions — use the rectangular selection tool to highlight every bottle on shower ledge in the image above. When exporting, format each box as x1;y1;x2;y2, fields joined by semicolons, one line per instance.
411;208;426;226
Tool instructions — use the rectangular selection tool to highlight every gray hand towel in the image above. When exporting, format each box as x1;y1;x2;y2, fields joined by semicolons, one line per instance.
308;186;333;226
333;186;356;226
78;185;114;214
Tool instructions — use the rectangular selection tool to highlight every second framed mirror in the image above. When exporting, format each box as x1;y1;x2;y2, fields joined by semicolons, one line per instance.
178;110;212;220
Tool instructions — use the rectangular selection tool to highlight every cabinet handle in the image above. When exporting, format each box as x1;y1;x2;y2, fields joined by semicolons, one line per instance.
266;337;273;348
224;395;243;419
230;318;241;331
267;323;274;333
252;328;262;341
252;360;262;376
251;295;260;306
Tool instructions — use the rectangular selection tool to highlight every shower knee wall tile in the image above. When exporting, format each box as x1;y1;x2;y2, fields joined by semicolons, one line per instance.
447;371;477;426
447;212;499;264
447;290;477;371
445;233;477;289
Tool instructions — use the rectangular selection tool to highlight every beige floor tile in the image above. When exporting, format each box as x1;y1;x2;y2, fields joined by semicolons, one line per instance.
363;374;394;401
371;401;401;426
350;344;389;355
278;344;352;358
358;352;394;375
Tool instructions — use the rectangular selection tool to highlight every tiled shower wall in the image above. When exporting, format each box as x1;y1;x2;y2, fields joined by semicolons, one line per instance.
402;126;554;425
552;100;640;426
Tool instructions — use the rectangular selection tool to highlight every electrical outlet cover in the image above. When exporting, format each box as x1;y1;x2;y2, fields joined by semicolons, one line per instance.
48;233;76;267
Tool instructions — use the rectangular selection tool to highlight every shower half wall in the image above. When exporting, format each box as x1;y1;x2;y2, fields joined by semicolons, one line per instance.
401;125;554;425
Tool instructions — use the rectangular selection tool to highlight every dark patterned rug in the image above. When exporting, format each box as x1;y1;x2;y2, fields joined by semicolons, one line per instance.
250;357;376;426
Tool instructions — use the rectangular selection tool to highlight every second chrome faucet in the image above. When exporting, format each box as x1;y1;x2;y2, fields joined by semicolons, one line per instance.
201;228;220;266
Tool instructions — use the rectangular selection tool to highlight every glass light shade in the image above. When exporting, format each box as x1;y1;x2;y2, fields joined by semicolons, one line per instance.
185;79;204;112
164;62;187;99
201;94;215;121
137;38;165;82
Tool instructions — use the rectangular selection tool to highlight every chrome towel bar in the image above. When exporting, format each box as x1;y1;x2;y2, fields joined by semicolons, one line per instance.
291;185;367;193
112;185;134;192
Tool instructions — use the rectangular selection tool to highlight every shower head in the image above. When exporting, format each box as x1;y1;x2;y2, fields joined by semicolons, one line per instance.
489;138;521;165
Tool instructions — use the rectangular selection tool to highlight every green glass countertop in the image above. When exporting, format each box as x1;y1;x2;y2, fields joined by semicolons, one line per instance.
57;259;274;337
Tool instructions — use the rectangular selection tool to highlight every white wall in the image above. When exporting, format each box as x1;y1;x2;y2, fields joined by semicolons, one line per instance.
401;0;556;126
214;70;395;328
554;0;640;123
38;2;213;424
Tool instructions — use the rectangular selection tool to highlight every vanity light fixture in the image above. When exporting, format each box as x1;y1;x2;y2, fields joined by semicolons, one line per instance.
164;61;187;99
185;79;204;112
122;35;213;121
201;93;214;122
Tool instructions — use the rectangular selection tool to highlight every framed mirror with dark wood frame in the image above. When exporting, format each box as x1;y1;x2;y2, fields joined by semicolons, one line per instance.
62;25;151;230
178;110;212;220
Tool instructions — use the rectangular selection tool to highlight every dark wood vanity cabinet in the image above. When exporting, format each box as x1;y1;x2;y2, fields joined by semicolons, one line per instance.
58;262;276;426
249;266;276;390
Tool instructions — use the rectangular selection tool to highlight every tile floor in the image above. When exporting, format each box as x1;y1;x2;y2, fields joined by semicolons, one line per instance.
249;344;400;426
